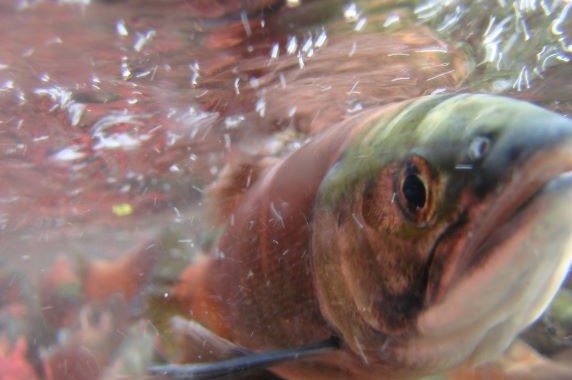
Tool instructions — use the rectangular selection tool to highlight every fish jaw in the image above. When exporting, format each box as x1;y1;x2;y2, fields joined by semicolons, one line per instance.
413;148;572;370
412;170;572;371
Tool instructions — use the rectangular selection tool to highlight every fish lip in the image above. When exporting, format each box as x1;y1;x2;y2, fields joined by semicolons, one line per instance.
412;163;572;375
425;140;572;306
467;169;572;273
463;142;572;265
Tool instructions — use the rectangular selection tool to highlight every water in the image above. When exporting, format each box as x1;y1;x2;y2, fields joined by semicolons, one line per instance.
0;0;570;378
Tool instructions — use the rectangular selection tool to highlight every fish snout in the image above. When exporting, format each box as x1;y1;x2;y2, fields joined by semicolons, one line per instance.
469;105;572;198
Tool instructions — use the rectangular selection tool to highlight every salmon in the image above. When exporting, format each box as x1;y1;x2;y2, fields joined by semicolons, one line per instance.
87;94;572;379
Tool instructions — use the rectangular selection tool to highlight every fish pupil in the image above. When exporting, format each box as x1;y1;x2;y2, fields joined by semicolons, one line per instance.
402;174;426;212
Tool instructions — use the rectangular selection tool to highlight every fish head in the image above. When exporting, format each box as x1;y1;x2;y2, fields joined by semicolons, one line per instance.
311;94;572;375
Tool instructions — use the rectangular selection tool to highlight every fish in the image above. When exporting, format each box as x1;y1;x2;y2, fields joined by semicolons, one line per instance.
86;94;572;379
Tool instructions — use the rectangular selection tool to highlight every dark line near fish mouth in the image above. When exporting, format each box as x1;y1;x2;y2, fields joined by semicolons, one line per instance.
148;336;341;380
466;170;572;271
461;152;572;277
422;210;469;307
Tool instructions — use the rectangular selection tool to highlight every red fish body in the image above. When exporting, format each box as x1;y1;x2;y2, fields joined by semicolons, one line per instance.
88;94;572;379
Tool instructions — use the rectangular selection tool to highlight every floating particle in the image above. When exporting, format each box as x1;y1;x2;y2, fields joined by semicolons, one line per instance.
116;19;129;37
112;203;133;217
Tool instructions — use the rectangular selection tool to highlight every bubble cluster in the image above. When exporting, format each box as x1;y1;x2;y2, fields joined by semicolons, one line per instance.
416;0;571;92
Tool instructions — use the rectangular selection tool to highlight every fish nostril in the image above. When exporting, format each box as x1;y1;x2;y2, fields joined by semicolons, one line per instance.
468;136;492;162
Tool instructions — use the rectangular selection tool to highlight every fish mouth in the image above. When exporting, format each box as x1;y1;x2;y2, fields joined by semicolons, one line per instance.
463;143;572;272
412;141;572;370
425;141;572;305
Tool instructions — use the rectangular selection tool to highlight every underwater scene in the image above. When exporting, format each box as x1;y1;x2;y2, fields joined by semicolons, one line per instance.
0;0;571;379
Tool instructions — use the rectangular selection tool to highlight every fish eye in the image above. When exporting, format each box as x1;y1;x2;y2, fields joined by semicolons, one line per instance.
396;156;435;225
402;174;426;212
